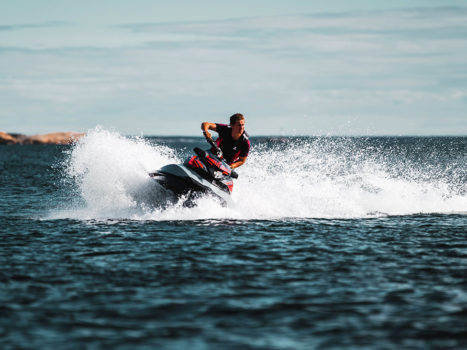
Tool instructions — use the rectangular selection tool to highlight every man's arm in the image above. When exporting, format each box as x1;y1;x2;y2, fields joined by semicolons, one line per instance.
201;122;217;139
230;156;247;169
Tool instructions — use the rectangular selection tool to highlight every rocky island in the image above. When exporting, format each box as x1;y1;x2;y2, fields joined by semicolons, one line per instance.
0;131;85;145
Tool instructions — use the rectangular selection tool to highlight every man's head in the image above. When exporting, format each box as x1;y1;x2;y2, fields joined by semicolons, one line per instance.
230;113;244;125
230;113;245;137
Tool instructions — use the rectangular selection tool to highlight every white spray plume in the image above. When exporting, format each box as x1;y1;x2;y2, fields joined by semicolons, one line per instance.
52;128;466;220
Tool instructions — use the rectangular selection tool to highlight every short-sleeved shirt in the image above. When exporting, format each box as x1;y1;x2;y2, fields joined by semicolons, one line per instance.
213;123;250;165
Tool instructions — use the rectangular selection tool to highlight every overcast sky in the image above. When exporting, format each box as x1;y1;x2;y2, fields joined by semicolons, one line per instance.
1;0;466;135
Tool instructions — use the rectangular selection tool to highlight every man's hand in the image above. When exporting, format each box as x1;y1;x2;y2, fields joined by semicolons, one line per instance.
230;156;247;169
201;122;217;137
214;147;223;159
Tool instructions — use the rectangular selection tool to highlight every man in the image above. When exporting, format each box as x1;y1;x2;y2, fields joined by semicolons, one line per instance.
201;113;250;169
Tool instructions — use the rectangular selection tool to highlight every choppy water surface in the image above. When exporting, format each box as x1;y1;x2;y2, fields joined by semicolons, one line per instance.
1;129;466;349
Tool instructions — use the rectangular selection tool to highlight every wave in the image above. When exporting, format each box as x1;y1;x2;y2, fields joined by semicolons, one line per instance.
50;127;467;220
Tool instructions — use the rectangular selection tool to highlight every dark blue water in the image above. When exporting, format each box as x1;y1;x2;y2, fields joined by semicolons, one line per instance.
1;133;466;349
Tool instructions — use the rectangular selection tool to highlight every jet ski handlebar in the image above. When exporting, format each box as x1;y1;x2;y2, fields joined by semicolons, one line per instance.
194;145;238;179
203;132;223;159
203;136;238;179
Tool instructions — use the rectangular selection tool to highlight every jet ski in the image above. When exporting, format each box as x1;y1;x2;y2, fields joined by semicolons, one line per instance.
149;137;238;206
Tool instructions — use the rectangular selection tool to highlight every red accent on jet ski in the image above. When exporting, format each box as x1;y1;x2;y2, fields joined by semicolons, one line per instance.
188;156;206;170
225;180;234;193
205;154;231;175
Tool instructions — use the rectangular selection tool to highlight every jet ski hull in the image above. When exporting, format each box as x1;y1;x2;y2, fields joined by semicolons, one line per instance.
150;163;233;206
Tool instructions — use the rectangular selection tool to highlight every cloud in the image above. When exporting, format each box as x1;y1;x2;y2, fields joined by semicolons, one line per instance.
0;21;68;31
112;7;467;70
1;7;466;135
118;7;467;35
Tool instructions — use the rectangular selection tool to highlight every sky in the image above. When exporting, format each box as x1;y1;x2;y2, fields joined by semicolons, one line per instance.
1;0;466;136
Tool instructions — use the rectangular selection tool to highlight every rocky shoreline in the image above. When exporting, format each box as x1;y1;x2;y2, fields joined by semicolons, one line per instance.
0;131;85;145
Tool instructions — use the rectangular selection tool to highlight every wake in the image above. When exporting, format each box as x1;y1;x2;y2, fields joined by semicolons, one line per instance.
50;128;467;220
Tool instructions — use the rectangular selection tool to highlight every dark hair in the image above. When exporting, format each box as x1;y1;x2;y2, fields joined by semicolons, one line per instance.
230;113;244;125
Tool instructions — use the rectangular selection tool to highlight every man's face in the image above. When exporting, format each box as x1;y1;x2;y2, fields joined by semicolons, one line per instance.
231;119;245;135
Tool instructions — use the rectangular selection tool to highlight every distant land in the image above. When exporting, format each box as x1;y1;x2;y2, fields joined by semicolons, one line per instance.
0;131;85;145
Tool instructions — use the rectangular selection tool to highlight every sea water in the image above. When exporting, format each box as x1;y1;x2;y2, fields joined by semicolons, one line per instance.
1;128;466;349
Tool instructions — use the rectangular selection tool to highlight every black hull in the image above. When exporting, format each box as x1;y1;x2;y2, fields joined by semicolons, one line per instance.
149;165;232;206
151;172;206;197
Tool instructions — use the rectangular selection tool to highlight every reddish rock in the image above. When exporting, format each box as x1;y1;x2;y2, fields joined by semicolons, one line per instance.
0;131;85;145
0;131;18;144
23;132;85;145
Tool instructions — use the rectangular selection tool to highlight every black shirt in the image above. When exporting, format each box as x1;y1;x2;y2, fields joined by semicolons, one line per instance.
214;124;250;165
